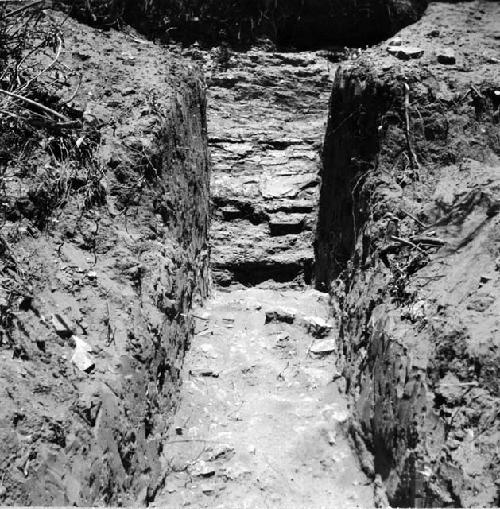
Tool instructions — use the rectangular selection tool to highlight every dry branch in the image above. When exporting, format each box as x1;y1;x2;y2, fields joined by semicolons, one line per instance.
410;235;446;246
0;88;69;121
390;235;426;253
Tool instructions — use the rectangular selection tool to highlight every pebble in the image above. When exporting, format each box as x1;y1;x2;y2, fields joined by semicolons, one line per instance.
436;48;456;64
189;461;216;478
265;308;296;324
301;316;334;338
190;368;220;378
310;339;336;356
387;45;424;60
201;484;215;495
387;37;402;46
71;335;95;372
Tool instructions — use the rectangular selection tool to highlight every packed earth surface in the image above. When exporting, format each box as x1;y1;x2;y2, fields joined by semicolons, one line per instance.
152;288;373;508
1;0;499;507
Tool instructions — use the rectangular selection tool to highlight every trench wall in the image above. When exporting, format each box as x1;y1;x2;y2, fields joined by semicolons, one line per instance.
315;4;500;506
0;14;210;505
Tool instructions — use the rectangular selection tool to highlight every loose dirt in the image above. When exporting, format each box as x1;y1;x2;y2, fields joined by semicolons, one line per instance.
153;288;373;508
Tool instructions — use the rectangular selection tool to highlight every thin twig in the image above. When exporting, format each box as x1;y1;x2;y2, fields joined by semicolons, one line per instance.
403;81;419;171
390;235;426;253
401;209;427;228
0;108;28;121
20;33;63;91
4;0;43;18
0;88;68;121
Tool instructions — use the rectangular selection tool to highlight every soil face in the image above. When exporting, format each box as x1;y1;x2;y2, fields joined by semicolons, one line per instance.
205;50;332;286
0;12;209;505
316;2;500;506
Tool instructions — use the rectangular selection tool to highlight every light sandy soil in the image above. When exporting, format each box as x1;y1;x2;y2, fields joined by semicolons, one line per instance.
153;288;373;508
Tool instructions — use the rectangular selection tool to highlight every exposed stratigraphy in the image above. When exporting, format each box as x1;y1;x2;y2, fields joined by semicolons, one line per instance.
203;50;332;286
0;13;209;505
316;3;500;506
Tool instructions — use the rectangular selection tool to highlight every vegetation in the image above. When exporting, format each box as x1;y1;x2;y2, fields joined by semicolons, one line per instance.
56;0;427;48
0;1;101;230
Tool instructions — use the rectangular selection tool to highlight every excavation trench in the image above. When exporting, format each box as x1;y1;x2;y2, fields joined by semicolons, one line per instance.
11;2;498;506
150;50;375;507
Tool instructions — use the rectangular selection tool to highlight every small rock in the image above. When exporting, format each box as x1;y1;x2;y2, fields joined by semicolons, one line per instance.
387;45;424;60
466;292;494;312
71;335;95;372
275;332;290;347
220;205;242;220
387;37;402;46
402;300;427;322
190;368;220;378
436;48;456;65
189;460;216;478
204;443;235;461
301;316;334;338
265;308;295;324
200;484;215;495
479;274;492;285
436;372;467;404
310;339;336;356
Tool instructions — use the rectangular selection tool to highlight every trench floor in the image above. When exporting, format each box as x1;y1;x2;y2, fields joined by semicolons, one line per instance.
153;288;373;508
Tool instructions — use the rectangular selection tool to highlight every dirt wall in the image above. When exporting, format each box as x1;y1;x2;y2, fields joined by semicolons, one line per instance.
0;13;209;505
315;2;500;506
